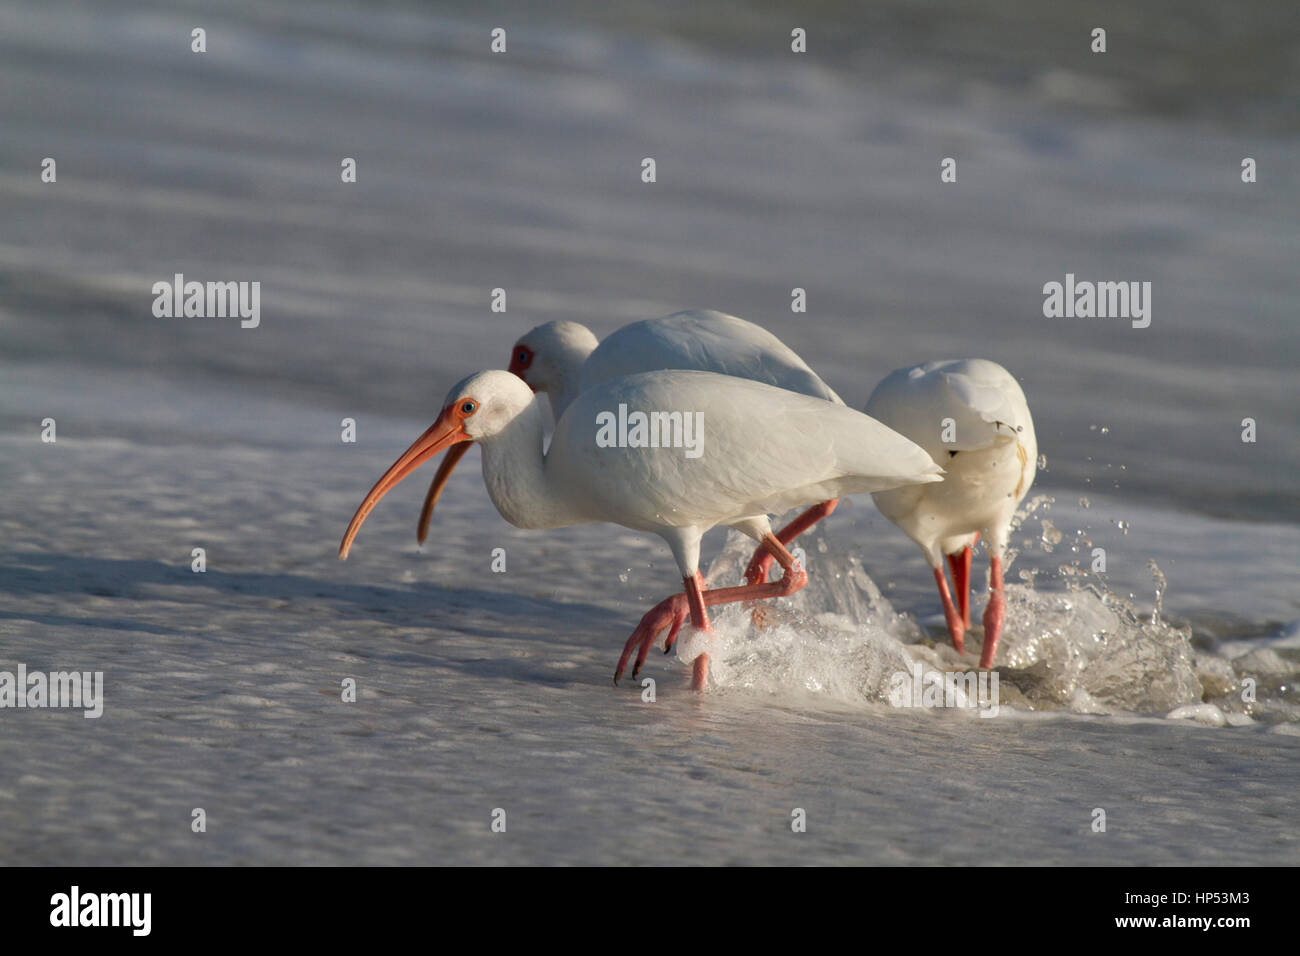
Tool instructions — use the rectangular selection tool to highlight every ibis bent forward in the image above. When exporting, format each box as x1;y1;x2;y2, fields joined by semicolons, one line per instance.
420;310;846;587
865;359;1037;668
342;369;943;690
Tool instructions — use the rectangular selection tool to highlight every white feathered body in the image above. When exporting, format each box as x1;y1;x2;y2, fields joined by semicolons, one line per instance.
865;359;1036;565
473;369;941;574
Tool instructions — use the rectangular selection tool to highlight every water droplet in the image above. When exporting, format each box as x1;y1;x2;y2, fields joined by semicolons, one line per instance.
1078;497;1091;508
1147;560;1167;626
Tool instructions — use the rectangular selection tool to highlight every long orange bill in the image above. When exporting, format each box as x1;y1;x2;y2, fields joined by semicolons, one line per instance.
339;407;471;560
416;440;471;545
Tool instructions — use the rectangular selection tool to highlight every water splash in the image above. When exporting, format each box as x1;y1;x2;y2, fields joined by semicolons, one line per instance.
696;519;1298;725
1040;519;1063;552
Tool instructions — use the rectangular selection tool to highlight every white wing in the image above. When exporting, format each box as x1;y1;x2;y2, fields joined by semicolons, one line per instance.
551;370;938;531
581;310;844;405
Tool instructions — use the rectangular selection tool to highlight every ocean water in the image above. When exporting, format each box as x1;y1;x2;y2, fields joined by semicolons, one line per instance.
0;0;1297;864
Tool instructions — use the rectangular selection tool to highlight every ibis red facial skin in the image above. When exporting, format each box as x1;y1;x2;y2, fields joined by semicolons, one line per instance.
419;311;844;584
506;343;534;379
342;368;943;690
865;359;1037;669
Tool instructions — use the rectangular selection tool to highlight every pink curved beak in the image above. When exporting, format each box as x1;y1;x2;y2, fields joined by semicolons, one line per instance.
415;440;472;544
339;406;471;560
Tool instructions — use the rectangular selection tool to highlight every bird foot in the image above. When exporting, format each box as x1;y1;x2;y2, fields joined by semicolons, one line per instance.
614;592;691;684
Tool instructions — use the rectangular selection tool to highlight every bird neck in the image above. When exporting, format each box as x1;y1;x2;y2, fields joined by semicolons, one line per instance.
546;342;596;421
550;378;583;424
477;400;579;530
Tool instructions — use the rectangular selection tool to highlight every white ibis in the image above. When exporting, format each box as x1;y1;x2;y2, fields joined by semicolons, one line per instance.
864;359;1037;668
418;310;845;586
342;368;942;690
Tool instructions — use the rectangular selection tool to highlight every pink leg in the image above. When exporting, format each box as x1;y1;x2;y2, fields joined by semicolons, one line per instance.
744;499;837;585
946;545;973;629
980;555;1004;669
684;574;711;691
933;566;965;653
615;535;809;690
690;536;808;689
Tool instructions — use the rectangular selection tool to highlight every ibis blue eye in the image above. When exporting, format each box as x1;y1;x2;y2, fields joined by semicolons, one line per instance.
517;350;530;365
461;401;476;415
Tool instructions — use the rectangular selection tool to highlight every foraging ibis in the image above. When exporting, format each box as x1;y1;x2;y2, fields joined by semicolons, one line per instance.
865;359;1037;668
419;310;844;586
342;368;942;690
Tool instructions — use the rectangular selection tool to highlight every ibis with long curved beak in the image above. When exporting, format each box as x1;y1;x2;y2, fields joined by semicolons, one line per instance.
341;368;943;690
